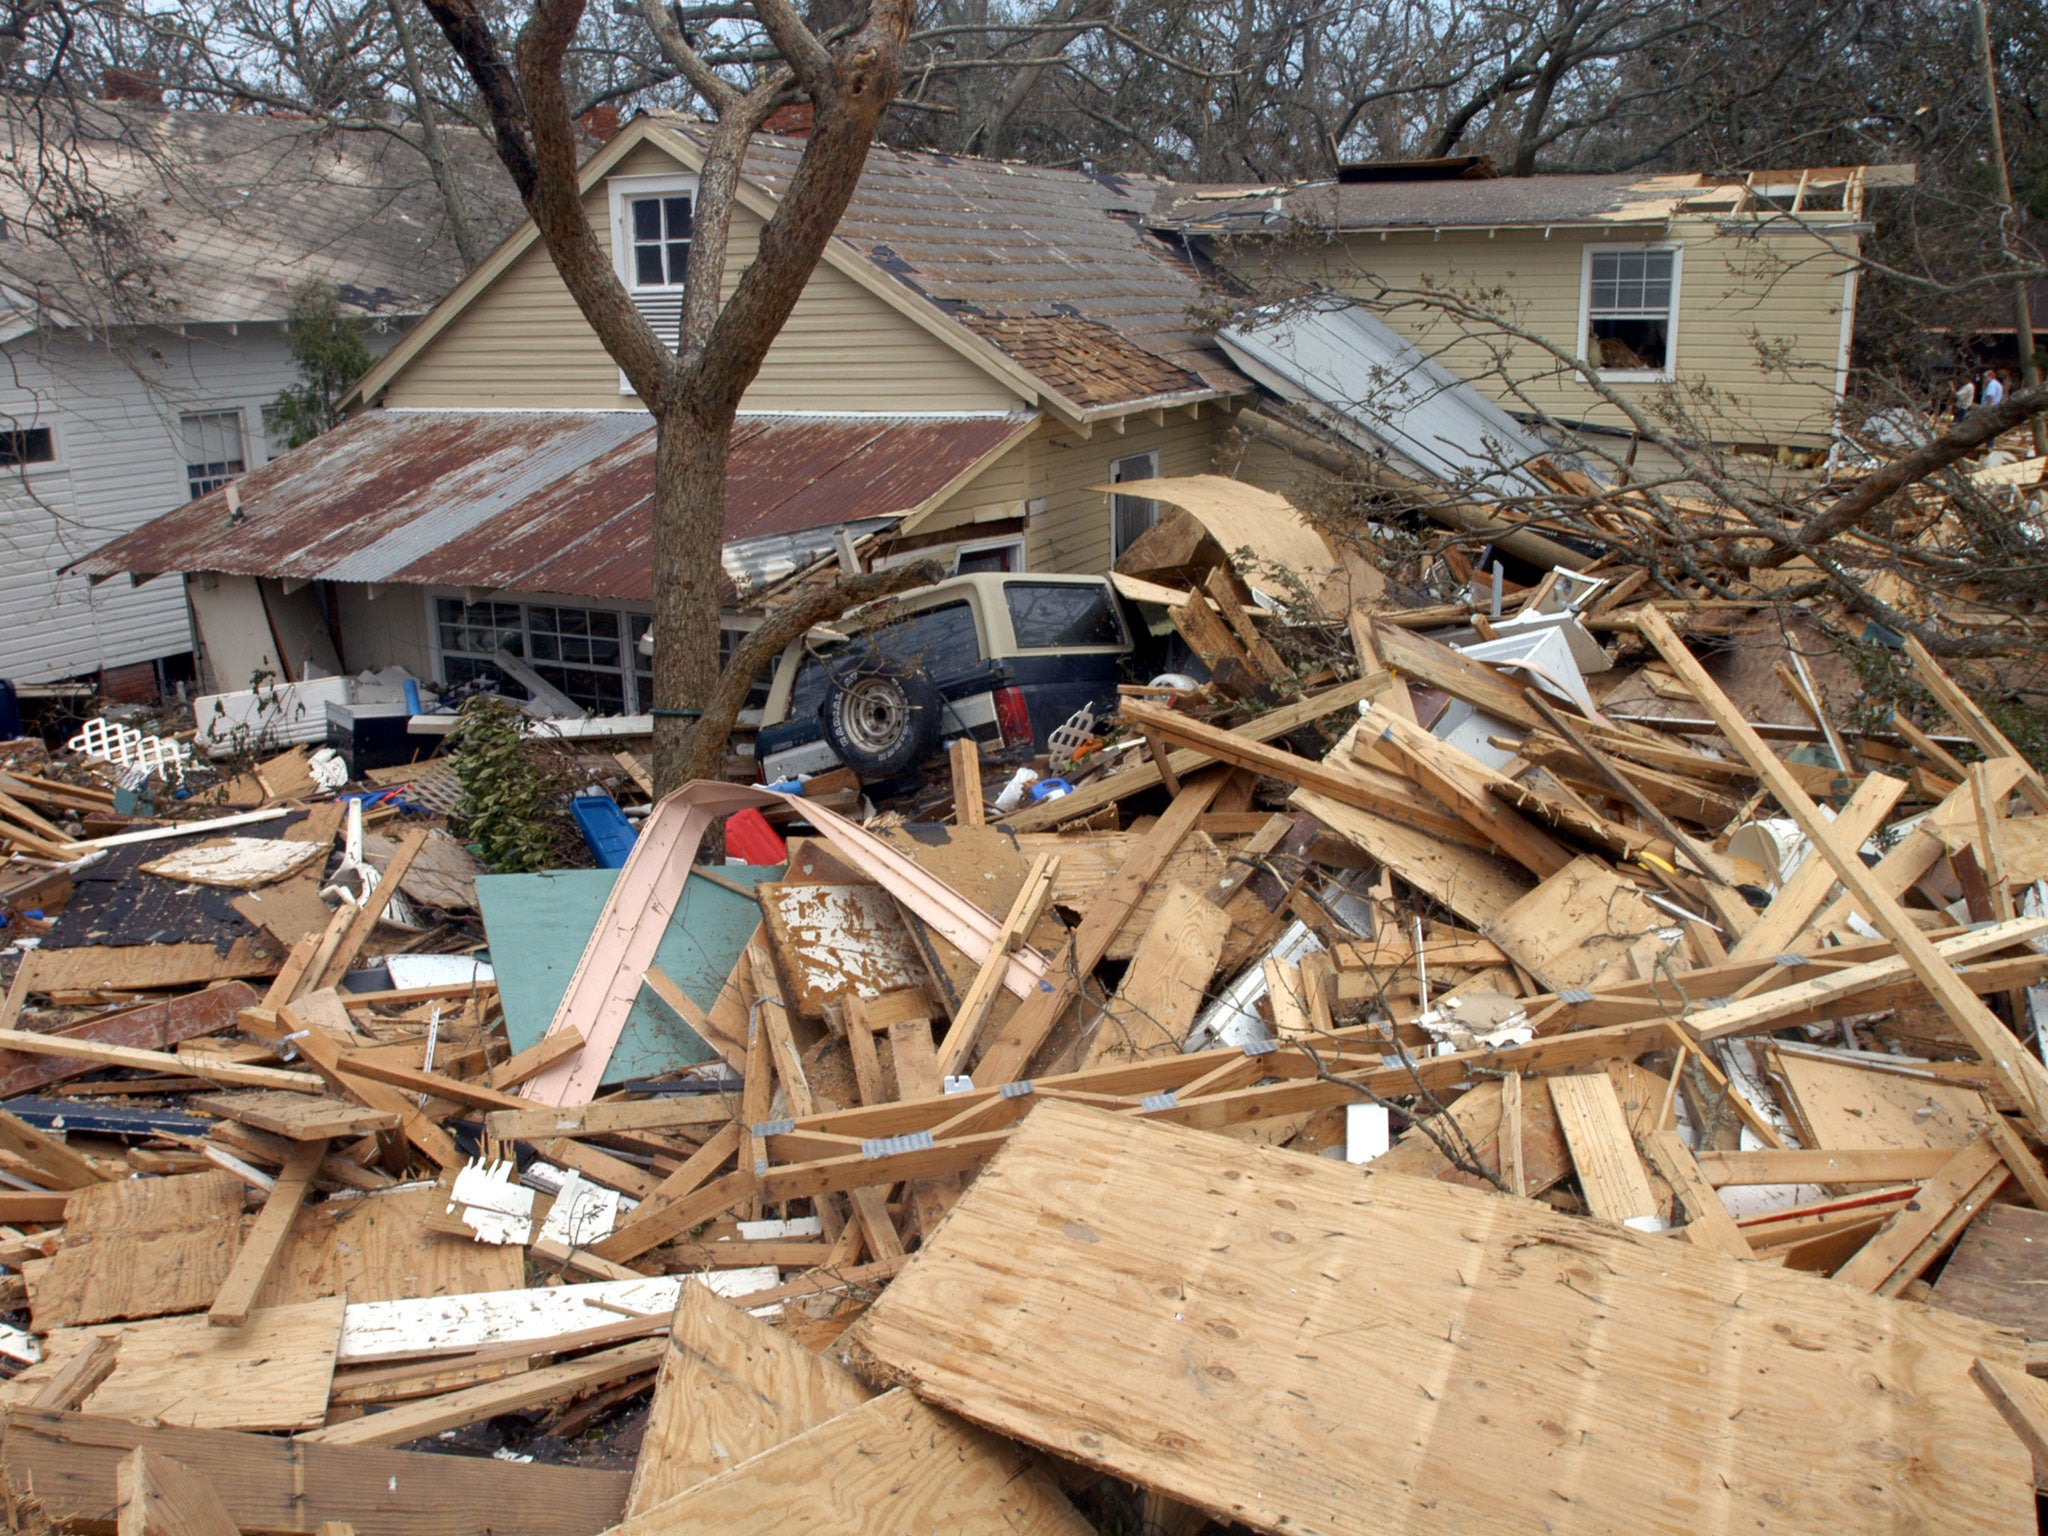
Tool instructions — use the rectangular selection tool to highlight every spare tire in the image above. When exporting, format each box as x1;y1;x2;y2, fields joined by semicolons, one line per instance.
820;656;945;780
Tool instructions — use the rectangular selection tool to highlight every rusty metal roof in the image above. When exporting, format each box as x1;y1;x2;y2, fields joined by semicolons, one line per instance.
75;407;1036;603
653;118;1245;410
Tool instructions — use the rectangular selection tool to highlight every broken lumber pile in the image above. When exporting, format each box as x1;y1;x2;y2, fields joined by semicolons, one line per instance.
8;551;2048;1533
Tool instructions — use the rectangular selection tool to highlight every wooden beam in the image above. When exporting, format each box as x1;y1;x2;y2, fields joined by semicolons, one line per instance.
1905;636;2048;814
1638;1130;1749;1258
1637;608;2048;1139
587;1123;744;1263
1727;772;1907;960
1971;1359;2048;1482
298;1340;666;1447
313;829;429;991
1831;1135;2008;1296
948;738;985;826
1696;1148;1954;1187
933;853;1059;1081
0;1105;115;1189
0;1408;632;1536
1548;1073;1661;1225
1002;679;1377;830
486;1029;586;1092
258;1004;463;1172
0;1031;323;1094
117;1446;244;1536
974;771;1226;1084
744;940;812;1118
209;1140;324;1328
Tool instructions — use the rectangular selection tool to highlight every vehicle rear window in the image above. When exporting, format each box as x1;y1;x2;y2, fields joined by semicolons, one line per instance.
867;600;982;677
1005;582;1126;649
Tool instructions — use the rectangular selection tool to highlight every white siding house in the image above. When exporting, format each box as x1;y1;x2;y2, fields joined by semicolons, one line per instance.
0;101;521;691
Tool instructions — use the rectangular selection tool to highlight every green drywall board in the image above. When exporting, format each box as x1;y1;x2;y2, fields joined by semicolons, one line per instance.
475;863;782;1083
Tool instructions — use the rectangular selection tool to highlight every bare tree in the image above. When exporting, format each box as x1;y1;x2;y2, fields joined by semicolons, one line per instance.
417;0;941;791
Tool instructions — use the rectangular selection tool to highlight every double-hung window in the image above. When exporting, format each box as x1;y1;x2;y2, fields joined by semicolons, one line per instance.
0;426;54;468
609;174;698;385
181;410;246;499
1110;450;1159;560
1581;246;1679;378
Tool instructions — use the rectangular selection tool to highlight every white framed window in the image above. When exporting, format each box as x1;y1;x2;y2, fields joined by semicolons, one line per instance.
954;536;1026;575
180;410;246;499
1109;450;1159;560
433;594;642;715
1578;245;1681;380
608;173;699;392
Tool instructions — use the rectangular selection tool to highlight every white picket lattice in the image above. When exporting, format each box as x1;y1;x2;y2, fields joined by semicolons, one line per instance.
66;716;193;781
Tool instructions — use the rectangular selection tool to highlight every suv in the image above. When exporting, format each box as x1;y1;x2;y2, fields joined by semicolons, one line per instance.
755;572;1138;785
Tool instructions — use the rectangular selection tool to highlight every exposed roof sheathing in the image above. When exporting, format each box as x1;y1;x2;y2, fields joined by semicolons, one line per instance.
75;408;1035;603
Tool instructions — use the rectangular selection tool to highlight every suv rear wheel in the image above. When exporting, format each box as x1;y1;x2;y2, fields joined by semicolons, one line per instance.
820;657;944;780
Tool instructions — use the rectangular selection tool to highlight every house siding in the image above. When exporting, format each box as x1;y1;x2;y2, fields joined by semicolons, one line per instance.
1257;219;1858;447
1024;414;1225;576
0;321;372;682
380;140;1027;415
331;581;435;679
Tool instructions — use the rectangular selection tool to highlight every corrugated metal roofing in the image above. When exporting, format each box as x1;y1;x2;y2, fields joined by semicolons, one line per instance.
653;117;1245;408
0;103;524;327
74;407;1036;603
1217;299;1589;500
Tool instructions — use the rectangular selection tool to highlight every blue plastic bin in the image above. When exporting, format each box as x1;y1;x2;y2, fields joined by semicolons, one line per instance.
571;790;640;869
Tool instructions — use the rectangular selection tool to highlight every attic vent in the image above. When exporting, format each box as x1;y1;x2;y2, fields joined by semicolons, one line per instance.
631;289;683;349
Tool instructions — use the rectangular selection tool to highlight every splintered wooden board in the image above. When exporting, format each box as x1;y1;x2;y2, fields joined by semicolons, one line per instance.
610;1389;1088;1536
1291;788;1532;930
32;1171;248;1329
1773;1052;1990;1151
192;1090;399;1141
1930;1203;2048;1339
754;883;928;1019
869;825;1225;962
28;1299;347;1432
625;1281;872;1516
854;1100;2032;1536
27;940;281;992
255;1184;522;1309
1484;855;1679;991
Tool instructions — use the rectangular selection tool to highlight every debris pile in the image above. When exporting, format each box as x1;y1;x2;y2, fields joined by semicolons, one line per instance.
2;521;2048;1532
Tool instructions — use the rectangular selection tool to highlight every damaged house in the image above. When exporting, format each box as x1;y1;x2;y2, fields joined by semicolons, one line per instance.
0;99;520;696
74;120;1901;710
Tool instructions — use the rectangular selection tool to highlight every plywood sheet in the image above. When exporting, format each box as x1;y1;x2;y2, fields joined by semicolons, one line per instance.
256;1185;522;1309
755;883;927;1019
1486;856;1679;991
39;1299;347;1432
28;941;280;992
854;1100;2031;1536
612;1389;1088;1536
1929;1203;2048;1339
1773;1052;1989;1151
1292;789;1532;930
625;1282;871;1516
140;839;326;888
33;1171;248;1329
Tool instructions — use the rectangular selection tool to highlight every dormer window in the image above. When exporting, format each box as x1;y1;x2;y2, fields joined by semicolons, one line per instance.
629;194;692;288
609;173;701;392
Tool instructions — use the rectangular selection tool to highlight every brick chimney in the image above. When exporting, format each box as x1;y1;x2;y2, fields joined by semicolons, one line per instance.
763;102;815;139
103;68;163;105
578;104;621;143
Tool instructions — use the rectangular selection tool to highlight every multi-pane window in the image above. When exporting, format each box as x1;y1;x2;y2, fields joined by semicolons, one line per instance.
629;195;692;289
0;426;54;467
1585;249;1677;374
1110;451;1159;560
181;410;246;499
436;598;636;715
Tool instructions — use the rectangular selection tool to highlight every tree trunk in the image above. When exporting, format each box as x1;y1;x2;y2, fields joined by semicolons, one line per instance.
389;0;485;271
651;405;730;792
